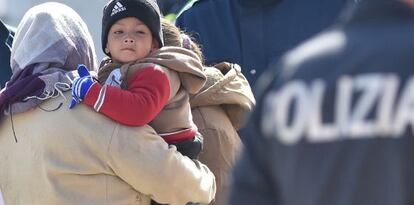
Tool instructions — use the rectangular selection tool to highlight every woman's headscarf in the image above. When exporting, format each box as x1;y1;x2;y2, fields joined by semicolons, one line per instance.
0;2;97;116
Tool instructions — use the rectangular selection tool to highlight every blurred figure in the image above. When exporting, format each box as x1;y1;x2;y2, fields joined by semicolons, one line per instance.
229;0;414;204
0;19;14;88
176;0;353;88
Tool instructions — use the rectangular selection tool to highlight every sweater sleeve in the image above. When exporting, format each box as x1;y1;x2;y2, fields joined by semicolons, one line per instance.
84;65;170;126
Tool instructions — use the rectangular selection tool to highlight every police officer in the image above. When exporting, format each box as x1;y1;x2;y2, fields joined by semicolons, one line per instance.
0;19;14;88
229;0;414;204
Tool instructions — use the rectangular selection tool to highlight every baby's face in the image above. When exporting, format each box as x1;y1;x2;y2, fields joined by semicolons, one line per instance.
106;17;159;63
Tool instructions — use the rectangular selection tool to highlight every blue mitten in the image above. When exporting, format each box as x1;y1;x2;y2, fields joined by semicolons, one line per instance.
69;64;95;109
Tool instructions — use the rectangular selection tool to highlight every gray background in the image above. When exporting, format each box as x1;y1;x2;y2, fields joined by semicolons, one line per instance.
1;0;109;60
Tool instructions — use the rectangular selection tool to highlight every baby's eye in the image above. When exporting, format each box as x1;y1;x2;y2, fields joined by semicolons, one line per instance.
136;30;146;34
114;30;123;34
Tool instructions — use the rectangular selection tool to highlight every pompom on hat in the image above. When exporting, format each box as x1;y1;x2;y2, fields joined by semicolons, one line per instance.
101;0;164;55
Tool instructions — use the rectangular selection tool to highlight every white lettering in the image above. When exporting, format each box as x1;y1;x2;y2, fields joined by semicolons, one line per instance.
394;77;414;135
263;73;414;145
377;75;399;136
348;74;382;138
336;76;352;137
307;80;339;143
263;81;310;145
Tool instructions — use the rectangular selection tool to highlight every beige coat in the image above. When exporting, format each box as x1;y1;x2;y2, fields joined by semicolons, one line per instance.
190;62;255;205
0;92;216;205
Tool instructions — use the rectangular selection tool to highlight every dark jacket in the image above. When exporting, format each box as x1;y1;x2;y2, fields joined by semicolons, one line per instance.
157;0;189;17
176;0;351;87
229;0;414;204
0;20;13;88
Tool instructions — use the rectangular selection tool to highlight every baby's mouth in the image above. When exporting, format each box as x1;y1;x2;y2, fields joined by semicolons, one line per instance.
121;48;135;52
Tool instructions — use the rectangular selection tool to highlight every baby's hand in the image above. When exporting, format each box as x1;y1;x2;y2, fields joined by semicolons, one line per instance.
69;64;95;109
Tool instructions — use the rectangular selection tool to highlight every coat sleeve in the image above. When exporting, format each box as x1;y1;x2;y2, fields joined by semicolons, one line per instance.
84;66;170;126
106;124;216;205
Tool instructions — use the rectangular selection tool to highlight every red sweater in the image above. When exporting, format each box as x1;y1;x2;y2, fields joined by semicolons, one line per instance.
84;65;197;143
84;65;170;126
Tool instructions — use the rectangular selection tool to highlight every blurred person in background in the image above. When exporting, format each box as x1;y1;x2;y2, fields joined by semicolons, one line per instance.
175;0;354;89
229;0;414;204
0;19;14;88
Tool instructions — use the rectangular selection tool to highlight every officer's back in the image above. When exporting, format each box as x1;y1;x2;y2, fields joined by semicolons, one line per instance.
229;1;414;204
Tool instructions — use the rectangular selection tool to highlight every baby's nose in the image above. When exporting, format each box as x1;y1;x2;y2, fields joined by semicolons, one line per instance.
124;38;134;43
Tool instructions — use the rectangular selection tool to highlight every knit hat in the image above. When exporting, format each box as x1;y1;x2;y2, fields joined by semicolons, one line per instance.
101;0;164;55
